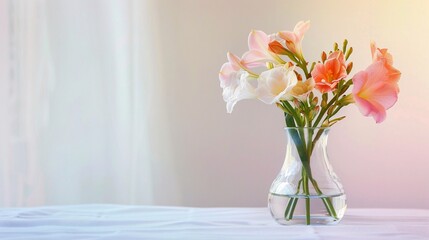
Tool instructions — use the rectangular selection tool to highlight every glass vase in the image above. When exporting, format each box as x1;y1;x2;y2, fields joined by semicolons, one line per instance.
268;127;347;225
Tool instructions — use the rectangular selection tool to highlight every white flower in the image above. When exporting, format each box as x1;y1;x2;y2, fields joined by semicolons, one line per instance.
256;65;298;104
222;70;256;113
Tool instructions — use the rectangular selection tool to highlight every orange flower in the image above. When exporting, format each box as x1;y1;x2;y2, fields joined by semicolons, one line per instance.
311;51;347;93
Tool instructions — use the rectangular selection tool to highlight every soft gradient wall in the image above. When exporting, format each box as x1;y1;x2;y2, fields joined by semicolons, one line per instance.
1;0;427;209
151;0;429;208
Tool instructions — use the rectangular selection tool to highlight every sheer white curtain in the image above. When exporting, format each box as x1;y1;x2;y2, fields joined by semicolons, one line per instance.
0;0;179;207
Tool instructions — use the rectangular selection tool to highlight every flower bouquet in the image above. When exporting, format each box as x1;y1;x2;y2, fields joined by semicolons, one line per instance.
219;21;401;225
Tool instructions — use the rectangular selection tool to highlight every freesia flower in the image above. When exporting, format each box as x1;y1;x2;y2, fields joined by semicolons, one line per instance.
278;21;310;58
311;51;347;93
221;70;256;113
219;52;256;88
352;61;401;123
219;52;257;113
290;78;315;101
242;30;284;67
256;66;298;104
219;53;240;89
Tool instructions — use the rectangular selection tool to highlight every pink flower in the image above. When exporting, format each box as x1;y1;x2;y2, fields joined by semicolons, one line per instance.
278;21;310;58
241;30;282;67
352;61;401;123
311;51;347;93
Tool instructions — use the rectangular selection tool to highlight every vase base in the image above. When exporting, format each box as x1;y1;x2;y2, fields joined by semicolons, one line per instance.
272;215;341;225
268;193;347;225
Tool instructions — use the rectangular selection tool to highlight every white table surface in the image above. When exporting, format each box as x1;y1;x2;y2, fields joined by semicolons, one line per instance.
0;205;428;240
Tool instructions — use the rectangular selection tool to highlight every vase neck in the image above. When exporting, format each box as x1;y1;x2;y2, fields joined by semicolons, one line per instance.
284;127;330;160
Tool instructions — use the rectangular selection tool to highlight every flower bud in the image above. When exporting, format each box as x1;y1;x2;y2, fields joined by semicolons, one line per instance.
314;105;320;114
322;119;330;127
339;94;355;106
333;42;339;51
321;93;328;108
311;97;318;107
269;40;289;55
311;106;320;121
276;102;290;114
346;62;353;74
328;116;346;126
309;62;316;73
308;110;314;121
293;98;300;108
346;47;353;60
327;105;335;116
342;39;348;53
294;71;303;81
321;51;327;63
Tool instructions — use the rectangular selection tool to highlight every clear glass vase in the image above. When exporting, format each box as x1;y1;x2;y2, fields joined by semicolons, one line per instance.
268;127;347;225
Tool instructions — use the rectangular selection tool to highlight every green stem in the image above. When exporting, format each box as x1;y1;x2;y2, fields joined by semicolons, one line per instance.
284;179;302;220
302;169;311;225
310;179;338;219
284;109;340;223
306;126;314;157
329;105;343;118
312;80;352;128
312;98;336;127
307;129;339;220
287;129;339;222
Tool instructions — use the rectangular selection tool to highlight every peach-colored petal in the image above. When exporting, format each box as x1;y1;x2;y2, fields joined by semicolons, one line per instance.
370;42;399;88
290;78;315;101
352;61;400;123
277;20;310;57
371;41;393;65
248;30;269;51
293;21;310;39
227;52;241;68
241;50;268;68
244;30;282;65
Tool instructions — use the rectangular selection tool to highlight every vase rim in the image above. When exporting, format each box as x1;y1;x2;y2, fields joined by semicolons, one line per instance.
284;126;330;130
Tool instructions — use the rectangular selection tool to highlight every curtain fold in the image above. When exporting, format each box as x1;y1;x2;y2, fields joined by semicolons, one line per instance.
0;0;178;207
